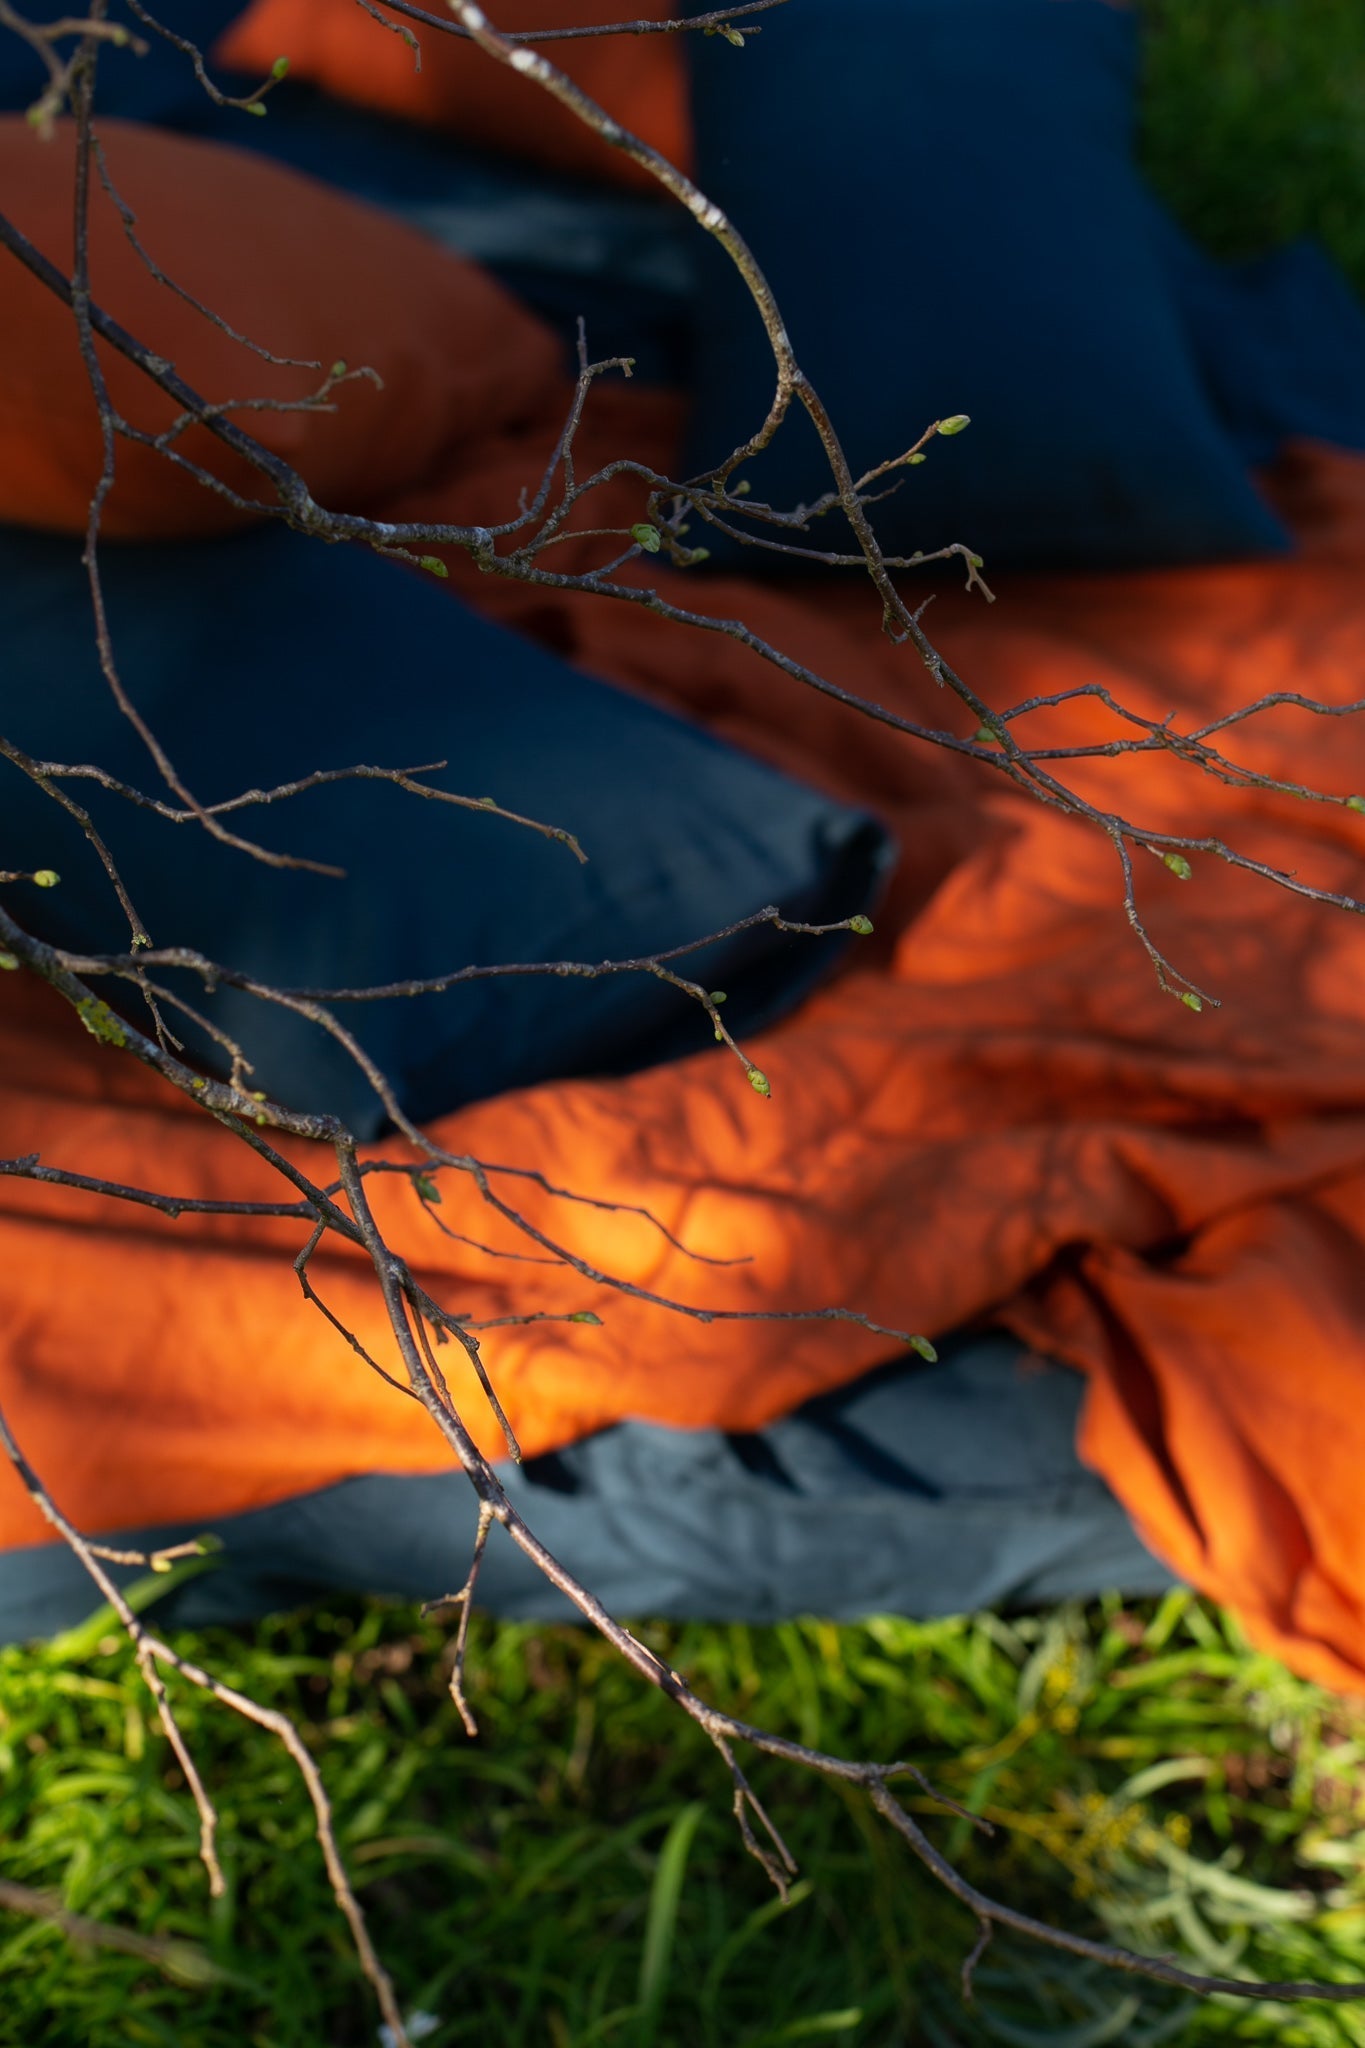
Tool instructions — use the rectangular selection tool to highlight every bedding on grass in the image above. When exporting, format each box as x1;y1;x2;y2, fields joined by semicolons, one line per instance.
4;7;1365;1687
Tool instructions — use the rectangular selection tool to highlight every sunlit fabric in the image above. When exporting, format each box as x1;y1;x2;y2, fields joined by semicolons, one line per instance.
6;33;1365;1683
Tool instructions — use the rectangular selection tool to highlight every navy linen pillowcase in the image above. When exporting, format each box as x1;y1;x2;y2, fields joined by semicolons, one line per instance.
0;522;891;1139
0;0;247;126
681;0;1290;573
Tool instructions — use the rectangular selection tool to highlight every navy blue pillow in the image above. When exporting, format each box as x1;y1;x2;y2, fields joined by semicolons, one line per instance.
1155;220;1365;467
0;0;247;125
0;523;890;1137
681;0;1289;571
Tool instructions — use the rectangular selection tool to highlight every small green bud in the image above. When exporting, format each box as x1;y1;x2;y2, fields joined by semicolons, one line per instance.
249;1090;267;1103
190;1077;207;1089
150;1554;174;1574
907;452;927;466
32;869;59;888
417;555;448;578
271;54;290;78
748;1067;771;1097
849;914;874;937
330;359;348;378
1162;852;1193;881
569;1310;602;1325
681;546;711;566
1347;795;1365;814
967;552;984;568
630;522;661;554
721;24;745;44
709;990;727;1004
0;953;18;971
973;723;1000;745
1179;991;1203;1014
415;1174;441;1204
195;1532;225;1554
245;100;267;115
936;413;971;436
479;795;497;808
909;1335;939;1363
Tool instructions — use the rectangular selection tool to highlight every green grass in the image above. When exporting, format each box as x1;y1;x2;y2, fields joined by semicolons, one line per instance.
1138;0;1365;292
4;1589;1365;2046
6;6;1365;2044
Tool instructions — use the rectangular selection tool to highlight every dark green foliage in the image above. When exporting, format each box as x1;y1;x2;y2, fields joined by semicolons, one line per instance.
4;1592;1365;2046
1138;0;1365;291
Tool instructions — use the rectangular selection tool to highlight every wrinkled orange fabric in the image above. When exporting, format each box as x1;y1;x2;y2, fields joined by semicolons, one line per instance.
0;118;559;536
6;121;1365;1693
214;0;690;192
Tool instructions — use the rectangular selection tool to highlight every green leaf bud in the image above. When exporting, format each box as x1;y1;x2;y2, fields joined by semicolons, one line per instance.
630;522;661;553
271;54;290;78
721;24;745;44
1162;852;1193;880
748;1067;771;1097
909;1335;939;1363
245;100;267;116
415;1174;442;1204
1347;795;1365;814
936;413;971;436
730;478;751;496
0;953;18;971
569;1310;602;1325
709;990;727;1004
907;452;927;466
1179;991;1203;1014
32;869;59;887
330;359;348;378
973;724;1000;745
681;546;711;566
417;555;448;578
849;914;874;936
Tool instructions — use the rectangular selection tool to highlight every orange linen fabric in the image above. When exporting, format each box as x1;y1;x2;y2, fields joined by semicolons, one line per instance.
0;118;559;536
6;111;1365;1688
6;418;1365;1688
214;0;690;192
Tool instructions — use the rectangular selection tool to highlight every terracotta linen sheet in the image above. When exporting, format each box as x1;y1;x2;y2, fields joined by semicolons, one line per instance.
5;362;1365;1685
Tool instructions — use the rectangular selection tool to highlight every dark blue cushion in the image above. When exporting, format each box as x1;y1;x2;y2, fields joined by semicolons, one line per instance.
1156;221;1365;466
681;0;1289;571
0;522;890;1137
0;0;247;126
